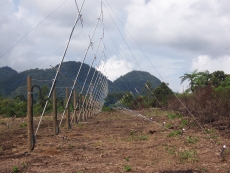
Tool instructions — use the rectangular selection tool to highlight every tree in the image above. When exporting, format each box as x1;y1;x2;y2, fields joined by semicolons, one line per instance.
180;70;199;93
104;92;123;106
142;80;153;98
14;94;26;101
210;71;228;87
194;70;211;87
221;75;230;87
153;82;173;106
121;92;134;108
38;85;49;107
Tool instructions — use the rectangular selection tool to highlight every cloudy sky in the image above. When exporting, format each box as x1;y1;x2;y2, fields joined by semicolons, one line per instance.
1;0;230;92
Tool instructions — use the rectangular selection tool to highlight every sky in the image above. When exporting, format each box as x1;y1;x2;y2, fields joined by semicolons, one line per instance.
1;0;230;92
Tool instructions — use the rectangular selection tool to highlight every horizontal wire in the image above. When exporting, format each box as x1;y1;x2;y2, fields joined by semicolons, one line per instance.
102;1;223;153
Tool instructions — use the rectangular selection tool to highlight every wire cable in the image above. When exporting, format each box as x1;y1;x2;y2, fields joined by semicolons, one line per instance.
59;11;103;126
35;0;86;136
0;0;69;59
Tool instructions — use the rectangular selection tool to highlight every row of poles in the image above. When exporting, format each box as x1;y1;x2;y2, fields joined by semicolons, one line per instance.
25;0;108;153
27;74;108;153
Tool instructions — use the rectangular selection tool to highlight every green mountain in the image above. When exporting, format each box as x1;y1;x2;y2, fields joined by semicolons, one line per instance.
0;61;108;98
112;70;161;95
0;66;18;82
0;62;161;99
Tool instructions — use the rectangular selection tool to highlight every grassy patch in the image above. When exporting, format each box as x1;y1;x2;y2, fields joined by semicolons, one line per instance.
124;136;135;142
206;135;218;139
124;157;130;161
75;123;83;127
129;131;137;136
165;145;176;155
12;166;18;172
200;167;208;172
204;128;218;139
167;113;182;119
205;128;216;134
138;135;149;140
187;136;198;144
166;123;172;128
124;132;149;142
19;123;27;128
102;106;114;112
68;143;74;148
167;130;182;137
149;108;166;116
181;119;188;126
179;150;198;163
124;165;132;172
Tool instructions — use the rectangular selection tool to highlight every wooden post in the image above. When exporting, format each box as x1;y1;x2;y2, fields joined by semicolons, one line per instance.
81;95;85;121
90;100;93;117
87;98;91;119
53;87;57;135
66;87;70;129
73;90;77;124
84;98;88;121
84;96;87;121
27;76;33;153
86;98;90;119
78;95;82;122
83;97;86;121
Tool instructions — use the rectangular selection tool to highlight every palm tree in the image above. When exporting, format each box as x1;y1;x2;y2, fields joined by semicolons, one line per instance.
180;70;199;93
194;70;211;87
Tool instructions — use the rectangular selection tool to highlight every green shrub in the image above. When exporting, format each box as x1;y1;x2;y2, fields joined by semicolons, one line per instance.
166;123;172;128
102;106;114;112
165;145;176;155
167;130;182;137
20;123;27;128
179;150;198;163
187;136;198;144
181;119;188;125
124;165;132;172
167;113;182;119
12;166;18;172
138;135;149;140
124;157;130;161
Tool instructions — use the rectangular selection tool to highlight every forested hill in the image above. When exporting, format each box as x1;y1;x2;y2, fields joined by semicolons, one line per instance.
0;66;18;83
0;61;161;98
0;61;112;97
113;70;161;95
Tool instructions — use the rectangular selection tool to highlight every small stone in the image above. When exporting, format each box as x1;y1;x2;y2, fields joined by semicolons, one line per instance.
149;130;156;134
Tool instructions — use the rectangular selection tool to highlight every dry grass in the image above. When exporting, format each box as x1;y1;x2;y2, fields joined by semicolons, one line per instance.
0;110;230;173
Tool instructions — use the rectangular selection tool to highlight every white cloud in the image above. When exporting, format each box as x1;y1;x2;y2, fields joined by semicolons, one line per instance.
191;55;230;73
125;0;230;55
98;55;134;81
2;0;230;93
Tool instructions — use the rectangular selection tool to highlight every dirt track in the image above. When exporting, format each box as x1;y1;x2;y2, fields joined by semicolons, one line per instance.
0;110;230;173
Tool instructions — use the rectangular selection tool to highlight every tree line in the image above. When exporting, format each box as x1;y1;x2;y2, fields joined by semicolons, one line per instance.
104;81;174;110
105;70;230;125
1;69;229;126
169;70;230;123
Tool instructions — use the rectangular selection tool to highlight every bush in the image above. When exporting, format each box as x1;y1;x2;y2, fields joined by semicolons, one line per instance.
12;166;18;172
102;106;114;112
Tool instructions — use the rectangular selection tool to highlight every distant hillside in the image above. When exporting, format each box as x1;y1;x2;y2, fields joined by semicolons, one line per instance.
0;66;18;83
0;62;161;98
0;61;108;98
113;70;161;95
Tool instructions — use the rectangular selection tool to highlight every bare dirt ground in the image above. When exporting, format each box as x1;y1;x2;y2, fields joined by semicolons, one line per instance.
0;109;230;173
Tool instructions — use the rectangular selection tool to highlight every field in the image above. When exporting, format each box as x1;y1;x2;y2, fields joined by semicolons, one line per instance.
0;109;230;173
